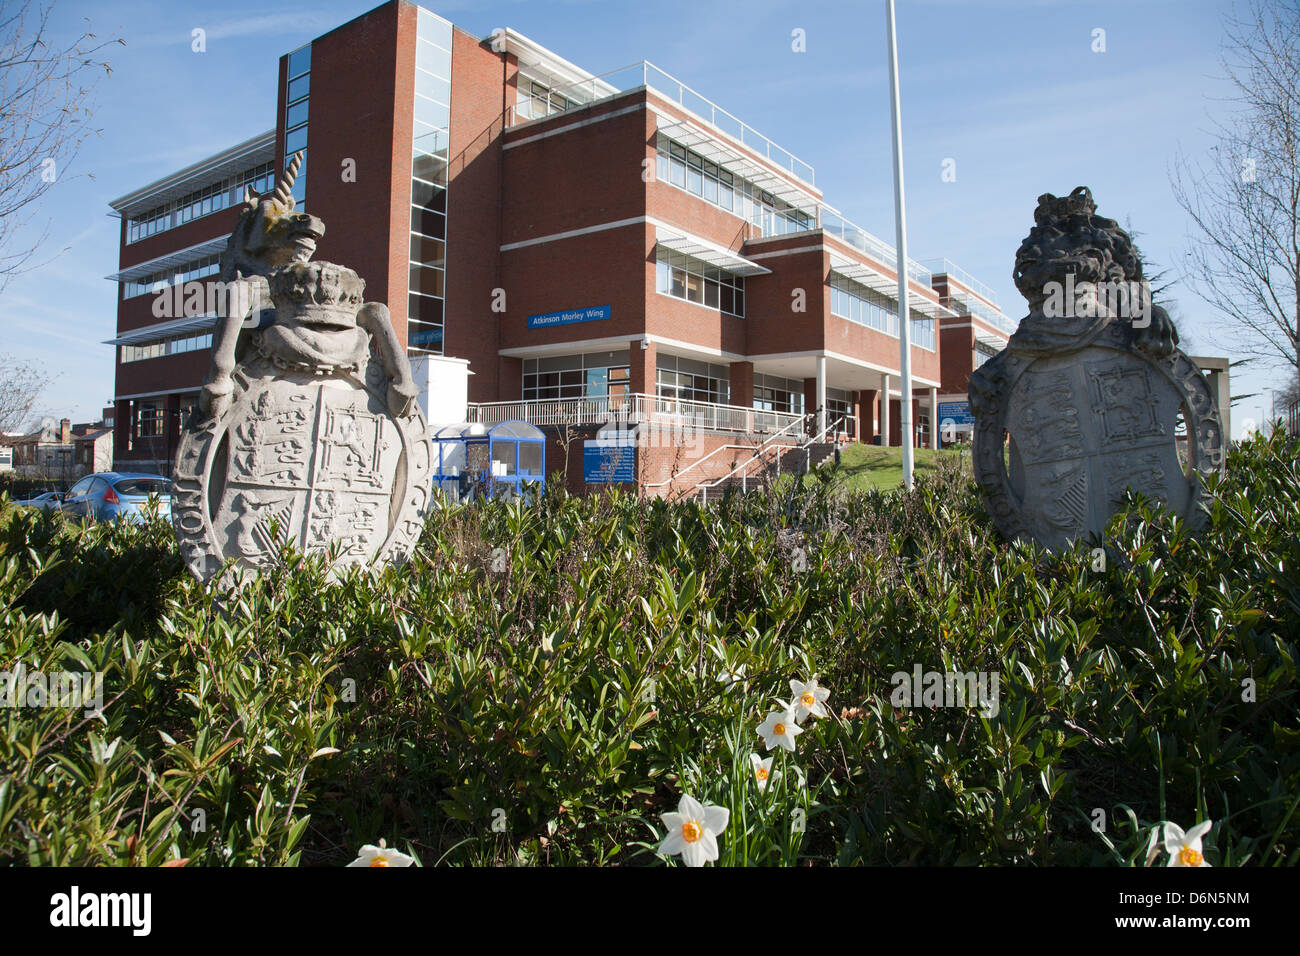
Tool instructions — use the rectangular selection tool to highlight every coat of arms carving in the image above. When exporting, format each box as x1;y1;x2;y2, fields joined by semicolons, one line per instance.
172;153;433;582
969;187;1225;552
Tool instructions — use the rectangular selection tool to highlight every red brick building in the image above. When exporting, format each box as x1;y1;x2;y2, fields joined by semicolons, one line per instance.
106;1;1016;493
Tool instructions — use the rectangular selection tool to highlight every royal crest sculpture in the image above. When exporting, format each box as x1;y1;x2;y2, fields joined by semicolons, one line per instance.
172;153;433;582
969;187;1225;552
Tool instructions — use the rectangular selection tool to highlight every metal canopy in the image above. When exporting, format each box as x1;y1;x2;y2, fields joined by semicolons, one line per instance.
109;131;275;217
105;236;228;283
102;314;219;346
654;225;771;276
654;113;817;209
827;253;956;320
974;328;1010;352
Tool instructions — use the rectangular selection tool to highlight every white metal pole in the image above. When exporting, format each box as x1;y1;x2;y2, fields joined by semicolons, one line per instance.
886;0;914;489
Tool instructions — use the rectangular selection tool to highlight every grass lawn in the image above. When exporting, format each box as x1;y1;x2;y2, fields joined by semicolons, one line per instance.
829;443;971;492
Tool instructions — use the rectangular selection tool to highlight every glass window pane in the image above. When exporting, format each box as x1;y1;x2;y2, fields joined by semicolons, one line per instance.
287;74;310;103
288;46;311;79
409;264;444;297
416;39;451;80
414;95;450;130
286;100;309;128
412;152;448;185
410;234;445;268
285;126;308;154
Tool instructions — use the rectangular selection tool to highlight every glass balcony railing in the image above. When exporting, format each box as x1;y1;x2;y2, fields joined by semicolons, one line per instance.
920;258;1000;308
507;60;816;185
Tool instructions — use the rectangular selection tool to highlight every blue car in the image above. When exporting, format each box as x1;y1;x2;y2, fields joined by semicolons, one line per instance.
60;472;172;523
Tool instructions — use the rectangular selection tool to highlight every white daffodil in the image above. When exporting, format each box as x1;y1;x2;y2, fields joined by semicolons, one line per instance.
659;794;730;867
1164;820;1213;867
347;838;415;867
789;677;831;722
757;705;804;752
749;753;781;792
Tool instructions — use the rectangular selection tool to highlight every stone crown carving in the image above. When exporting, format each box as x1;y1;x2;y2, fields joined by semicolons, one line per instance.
269;261;366;322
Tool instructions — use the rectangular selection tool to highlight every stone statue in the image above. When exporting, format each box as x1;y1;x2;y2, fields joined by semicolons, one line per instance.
172;153;433;583
970;187;1224;551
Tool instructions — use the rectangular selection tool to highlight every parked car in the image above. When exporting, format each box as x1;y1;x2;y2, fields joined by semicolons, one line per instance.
60;472;172;523
13;491;64;511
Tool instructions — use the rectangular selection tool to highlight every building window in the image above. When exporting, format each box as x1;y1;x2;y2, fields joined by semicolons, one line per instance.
135;404;163;438
516;77;569;121
125;161;276;244
122;254;221;300
655;248;745;317
409;9;453;357
829;275;935;351
656;355;729;405
522;352;630;402
655;134;815;237
753;373;804;415
121;332;213;364
973;340;999;368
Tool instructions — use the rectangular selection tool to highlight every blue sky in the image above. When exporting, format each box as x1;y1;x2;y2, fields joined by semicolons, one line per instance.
1;0;1288;436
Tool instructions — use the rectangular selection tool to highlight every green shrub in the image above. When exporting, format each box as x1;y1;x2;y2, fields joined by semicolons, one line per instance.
0;431;1296;866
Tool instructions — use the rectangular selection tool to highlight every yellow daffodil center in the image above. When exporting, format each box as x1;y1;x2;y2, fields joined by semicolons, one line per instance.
801;693;816;707
774;722;786;735
1179;846;1203;866
756;767;769;781
681;821;703;843
369;856;390;867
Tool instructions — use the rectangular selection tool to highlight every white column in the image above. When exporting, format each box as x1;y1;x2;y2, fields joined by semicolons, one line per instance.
930;387;939;449
880;372;891;446
815;354;827;435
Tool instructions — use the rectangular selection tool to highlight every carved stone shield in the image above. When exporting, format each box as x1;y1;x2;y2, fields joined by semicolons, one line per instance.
973;322;1224;552
172;356;433;582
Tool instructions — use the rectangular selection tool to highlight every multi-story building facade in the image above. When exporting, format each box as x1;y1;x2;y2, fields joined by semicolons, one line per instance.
106;0;1010;492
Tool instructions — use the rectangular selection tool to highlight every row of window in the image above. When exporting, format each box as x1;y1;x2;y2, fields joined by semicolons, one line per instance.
655;248;746;317
830;276;935;351
126;163;276;243
523;366;630;401
122;255;221;300
655;135;816;237
120;332;213;364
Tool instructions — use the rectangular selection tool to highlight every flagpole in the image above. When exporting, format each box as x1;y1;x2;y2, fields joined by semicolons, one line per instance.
886;0;914;489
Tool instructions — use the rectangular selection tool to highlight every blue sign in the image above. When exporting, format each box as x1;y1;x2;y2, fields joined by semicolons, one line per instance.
584;442;635;483
528;304;611;329
937;401;974;425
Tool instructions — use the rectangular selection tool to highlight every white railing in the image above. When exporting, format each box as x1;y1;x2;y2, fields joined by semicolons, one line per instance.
644;414;808;496
506;60;816;185
466;392;804;435
920;258;1000;308
946;293;1019;336
692;414;848;501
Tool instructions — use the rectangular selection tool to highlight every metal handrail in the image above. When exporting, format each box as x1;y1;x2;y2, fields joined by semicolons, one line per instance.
690;414;848;500
642;413;806;492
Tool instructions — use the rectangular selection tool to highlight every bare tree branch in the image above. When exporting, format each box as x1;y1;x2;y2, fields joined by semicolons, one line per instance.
0;0;123;290
1170;0;1300;378
0;353;53;433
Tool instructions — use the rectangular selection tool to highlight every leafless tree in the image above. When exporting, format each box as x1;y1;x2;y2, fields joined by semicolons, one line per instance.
1170;0;1299;376
0;353;52;433
0;0;122;289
